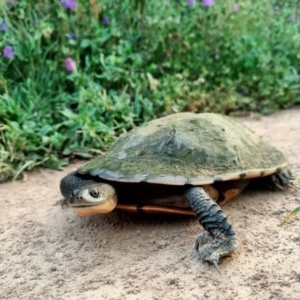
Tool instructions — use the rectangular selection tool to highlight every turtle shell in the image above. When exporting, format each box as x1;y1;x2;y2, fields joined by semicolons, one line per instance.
78;113;287;185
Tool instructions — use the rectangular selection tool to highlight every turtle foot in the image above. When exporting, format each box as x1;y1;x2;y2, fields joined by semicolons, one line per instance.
195;231;237;272
271;168;293;190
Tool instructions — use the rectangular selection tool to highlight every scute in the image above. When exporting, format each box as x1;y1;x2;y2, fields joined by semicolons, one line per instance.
79;113;287;185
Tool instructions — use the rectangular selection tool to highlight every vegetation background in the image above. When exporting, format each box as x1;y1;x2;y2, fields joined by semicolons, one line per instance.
1;0;300;181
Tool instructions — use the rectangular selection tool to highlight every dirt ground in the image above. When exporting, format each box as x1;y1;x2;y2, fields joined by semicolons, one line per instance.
0;108;300;300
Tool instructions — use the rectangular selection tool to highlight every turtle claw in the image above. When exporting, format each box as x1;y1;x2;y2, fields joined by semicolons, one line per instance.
212;260;221;274
54;198;69;208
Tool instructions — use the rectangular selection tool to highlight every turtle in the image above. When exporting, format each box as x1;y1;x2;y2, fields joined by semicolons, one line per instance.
60;112;292;270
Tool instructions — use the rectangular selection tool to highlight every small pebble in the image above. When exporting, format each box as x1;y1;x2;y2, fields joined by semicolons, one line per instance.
156;239;168;249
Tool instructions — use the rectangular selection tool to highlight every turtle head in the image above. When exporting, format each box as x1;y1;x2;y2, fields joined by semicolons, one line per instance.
60;172;117;216
69;183;117;216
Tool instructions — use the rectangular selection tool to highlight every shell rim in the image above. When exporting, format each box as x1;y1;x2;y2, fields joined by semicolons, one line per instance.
78;164;287;186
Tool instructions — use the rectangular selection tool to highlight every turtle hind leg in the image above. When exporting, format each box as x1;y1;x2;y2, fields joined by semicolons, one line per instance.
270;168;293;190
185;187;237;268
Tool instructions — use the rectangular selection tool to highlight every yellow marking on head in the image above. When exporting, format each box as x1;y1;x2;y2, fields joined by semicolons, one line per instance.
72;197;117;216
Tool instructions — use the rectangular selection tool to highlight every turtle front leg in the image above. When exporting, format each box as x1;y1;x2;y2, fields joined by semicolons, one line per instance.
185;187;237;270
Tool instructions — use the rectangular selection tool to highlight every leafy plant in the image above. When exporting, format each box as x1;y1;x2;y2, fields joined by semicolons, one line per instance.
1;0;300;180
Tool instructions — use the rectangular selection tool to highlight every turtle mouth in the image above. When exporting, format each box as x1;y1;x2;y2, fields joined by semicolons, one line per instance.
68;197;117;216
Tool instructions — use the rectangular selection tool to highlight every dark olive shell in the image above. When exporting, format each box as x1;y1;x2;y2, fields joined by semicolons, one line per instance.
78;113;287;185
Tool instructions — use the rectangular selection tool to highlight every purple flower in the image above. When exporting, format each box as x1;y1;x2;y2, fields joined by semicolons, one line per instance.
202;0;215;7
3;45;14;59
187;0;195;6
61;0;76;11
65;58;76;72
102;16;110;26
290;14;296;23
0;20;8;31
66;33;76;41
233;3;239;12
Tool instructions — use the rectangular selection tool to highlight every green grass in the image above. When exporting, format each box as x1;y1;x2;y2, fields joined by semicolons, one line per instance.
278;179;300;226
1;0;300;180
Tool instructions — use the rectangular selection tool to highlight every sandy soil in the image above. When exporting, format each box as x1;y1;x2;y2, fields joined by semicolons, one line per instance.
0;108;300;300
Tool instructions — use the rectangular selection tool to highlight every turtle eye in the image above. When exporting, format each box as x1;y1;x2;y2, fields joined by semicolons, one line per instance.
89;188;100;198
